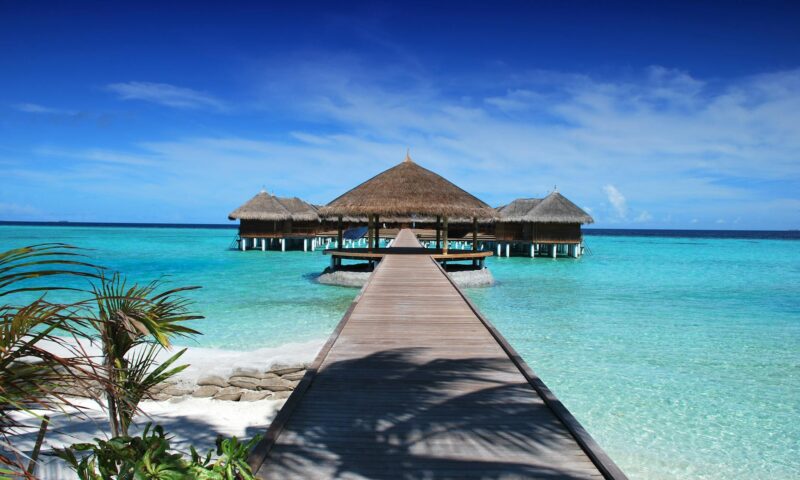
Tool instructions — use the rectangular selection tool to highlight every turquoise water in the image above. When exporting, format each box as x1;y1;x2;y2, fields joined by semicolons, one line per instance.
1;226;798;479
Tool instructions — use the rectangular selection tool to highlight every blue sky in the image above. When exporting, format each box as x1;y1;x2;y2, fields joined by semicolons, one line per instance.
1;1;799;228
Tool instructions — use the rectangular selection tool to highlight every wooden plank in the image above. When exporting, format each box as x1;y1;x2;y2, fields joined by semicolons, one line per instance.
249;229;626;480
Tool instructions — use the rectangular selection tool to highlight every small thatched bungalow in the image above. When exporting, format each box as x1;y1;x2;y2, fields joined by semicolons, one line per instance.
495;191;594;258
228;191;320;251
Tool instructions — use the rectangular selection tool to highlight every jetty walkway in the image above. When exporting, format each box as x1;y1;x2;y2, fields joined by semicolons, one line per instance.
249;229;626;479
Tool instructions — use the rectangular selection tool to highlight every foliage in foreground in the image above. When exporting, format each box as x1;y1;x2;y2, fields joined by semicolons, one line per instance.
57;423;262;480
89;273;202;437
0;244;103;476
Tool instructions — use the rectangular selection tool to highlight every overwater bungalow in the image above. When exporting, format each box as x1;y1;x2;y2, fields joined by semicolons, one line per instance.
228;191;321;251
319;153;495;270
495;191;594;257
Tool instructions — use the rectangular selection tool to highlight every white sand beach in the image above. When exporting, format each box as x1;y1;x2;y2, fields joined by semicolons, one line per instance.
10;339;324;479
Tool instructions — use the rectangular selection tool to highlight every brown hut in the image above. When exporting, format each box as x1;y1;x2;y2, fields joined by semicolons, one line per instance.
495;191;593;258
320;153;494;254
228;191;320;251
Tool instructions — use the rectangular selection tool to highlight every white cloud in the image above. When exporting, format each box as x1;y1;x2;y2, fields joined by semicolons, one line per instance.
603;184;627;219
106;82;225;110
634;211;653;223
13;103;76;115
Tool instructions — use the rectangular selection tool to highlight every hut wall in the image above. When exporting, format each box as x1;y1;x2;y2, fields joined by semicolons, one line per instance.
531;222;582;243
239;220;319;238
495;222;583;243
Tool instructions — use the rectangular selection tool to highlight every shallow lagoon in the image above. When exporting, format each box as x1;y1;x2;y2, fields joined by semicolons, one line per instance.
1;225;798;479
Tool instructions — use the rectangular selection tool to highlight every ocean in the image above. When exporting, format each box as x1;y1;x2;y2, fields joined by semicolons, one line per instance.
1;224;798;479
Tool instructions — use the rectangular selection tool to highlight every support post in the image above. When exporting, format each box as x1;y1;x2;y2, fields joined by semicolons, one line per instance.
261;238;266;251
303;239;308;252
241;236;246;251
505;243;510;258
367;215;374;252
472;217;478;267
435;216;441;250
552;244;557;258
337;215;343;250
496;243;501;256
530;243;534;258
442;217;449;255
281;238;286;252
375;214;380;250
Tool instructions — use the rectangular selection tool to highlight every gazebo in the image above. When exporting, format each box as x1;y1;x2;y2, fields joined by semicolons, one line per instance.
319;153;495;266
495;191;594;257
229;191;321;251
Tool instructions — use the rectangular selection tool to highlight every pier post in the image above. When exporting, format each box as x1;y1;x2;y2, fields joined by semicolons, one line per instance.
505;243;510;258
241;237;246;251
530;243;534;257
261;238;266;251
435;216;441;250
496;243;501;256
375;214;381;250
442;217;449;255
303;239;308;252
281;238;286;252
367;215;374;253
552;244;557;258
337;216;343;251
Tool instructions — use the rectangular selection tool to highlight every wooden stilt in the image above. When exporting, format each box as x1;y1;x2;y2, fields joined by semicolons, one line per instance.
435;216;441;250
337;216;343;250
442;217;449;255
375;214;381;250
367;215;374;252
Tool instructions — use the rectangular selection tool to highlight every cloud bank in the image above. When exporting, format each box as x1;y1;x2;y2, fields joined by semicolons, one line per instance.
3;60;799;228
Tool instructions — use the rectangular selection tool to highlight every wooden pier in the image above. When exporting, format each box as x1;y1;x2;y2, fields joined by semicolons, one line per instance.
249;229;626;479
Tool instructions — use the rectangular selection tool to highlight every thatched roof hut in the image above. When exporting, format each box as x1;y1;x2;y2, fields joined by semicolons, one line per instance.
228;192;320;222
321;154;495;219
497;192;594;224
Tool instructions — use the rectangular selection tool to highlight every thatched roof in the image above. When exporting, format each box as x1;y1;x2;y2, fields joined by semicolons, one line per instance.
497;192;594;224
496;199;542;222
228;192;320;222
321;154;495;219
276;196;319;222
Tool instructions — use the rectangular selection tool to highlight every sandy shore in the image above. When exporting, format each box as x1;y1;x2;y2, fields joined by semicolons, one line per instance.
10;339;324;479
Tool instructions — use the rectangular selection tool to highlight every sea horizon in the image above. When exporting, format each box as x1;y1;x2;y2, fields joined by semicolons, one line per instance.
2;220;798;240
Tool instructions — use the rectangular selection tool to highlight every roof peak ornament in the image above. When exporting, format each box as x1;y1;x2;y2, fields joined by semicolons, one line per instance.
404;148;413;163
